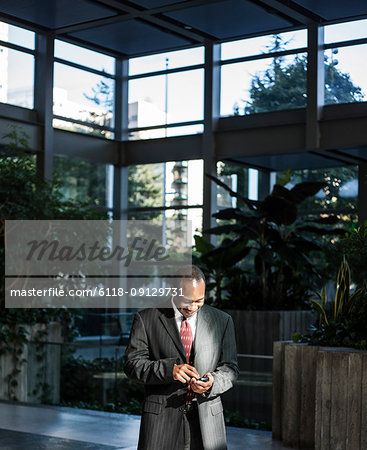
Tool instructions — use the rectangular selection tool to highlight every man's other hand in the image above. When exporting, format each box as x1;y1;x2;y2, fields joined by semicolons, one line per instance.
173;364;199;384
190;372;214;394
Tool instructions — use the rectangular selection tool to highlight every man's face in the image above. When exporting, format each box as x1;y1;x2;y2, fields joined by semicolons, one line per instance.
175;278;205;319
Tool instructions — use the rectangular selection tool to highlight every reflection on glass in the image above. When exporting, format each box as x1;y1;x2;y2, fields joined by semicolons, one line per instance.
324;46;366;105
221;30;307;60
0;47;34;108
0;21;35;49
55;40;115;74
324;19;367;45
54;63;114;127
129;47;204;75
128;69;204;128
221;53;307;116
53;156;114;208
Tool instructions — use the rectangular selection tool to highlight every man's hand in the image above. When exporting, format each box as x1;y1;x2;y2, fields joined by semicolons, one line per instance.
173;364;199;384
190;372;214;394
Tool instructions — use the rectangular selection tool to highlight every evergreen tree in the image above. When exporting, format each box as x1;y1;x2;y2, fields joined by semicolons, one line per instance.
238;35;364;115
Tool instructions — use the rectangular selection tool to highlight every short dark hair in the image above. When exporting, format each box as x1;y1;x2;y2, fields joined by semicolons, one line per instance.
172;264;206;287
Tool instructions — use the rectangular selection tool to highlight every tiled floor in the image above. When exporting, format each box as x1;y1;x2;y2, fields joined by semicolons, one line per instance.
0;401;294;449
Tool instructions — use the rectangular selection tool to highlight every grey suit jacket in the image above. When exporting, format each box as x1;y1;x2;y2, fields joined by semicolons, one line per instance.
124;303;239;450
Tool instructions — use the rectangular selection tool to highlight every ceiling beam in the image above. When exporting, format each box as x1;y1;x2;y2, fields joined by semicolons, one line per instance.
310;149;360;165
55;0;220;43
250;0;325;25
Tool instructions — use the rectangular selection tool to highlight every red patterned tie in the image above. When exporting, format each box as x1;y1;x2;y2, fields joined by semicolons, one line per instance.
180;318;195;404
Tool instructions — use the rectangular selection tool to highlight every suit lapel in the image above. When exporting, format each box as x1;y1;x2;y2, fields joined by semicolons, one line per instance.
158;306;186;361
193;304;212;356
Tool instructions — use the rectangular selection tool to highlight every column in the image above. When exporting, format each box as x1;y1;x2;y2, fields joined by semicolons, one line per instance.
34;33;54;181
306;24;324;150
202;40;221;239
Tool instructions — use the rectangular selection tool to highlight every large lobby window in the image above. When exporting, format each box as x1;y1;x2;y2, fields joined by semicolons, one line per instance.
128;47;204;140
53;40;115;138
0;21;35;109
220;30;307;117
127;160;203;236
275;166;358;220
53;155;114;210
324;19;367;105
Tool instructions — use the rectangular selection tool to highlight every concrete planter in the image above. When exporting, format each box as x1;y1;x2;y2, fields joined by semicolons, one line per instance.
0;322;62;403
273;341;367;450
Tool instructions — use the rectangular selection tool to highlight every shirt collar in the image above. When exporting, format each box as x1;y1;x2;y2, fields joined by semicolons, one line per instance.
171;296;184;320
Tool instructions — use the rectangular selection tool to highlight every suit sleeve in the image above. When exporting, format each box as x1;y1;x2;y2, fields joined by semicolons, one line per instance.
124;312;179;385
206;315;239;398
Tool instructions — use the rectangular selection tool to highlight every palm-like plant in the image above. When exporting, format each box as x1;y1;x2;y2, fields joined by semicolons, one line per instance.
197;174;345;309
293;257;367;349
310;256;361;327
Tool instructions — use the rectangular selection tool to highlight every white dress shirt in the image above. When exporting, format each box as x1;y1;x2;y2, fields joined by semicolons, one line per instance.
171;296;197;339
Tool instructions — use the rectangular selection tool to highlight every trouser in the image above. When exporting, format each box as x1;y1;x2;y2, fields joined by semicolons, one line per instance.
181;402;204;450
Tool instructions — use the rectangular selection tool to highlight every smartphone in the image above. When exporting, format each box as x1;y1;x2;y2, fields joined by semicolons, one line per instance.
198;376;209;382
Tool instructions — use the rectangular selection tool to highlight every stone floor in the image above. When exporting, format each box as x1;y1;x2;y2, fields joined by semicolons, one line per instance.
0;401;294;449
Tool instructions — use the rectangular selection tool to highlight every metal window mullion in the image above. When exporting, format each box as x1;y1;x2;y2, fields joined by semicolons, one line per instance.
128;63;205;80
220;46;308;66
127;204;204;213
128;120;203;132
53;115;114;131
0;40;35;54
324;37;367;50
54;57;115;79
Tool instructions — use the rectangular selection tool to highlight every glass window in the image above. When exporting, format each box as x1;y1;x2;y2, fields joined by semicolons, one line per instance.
55;40;115;74
128;69;204;128
277;166;358;213
166;208;203;240
217;161;249;209
165;160;203;207
53;62;114;127
128;163;165;208
324;45;367;105
0;47;34;108
129;47;204;76
128;160;203;209
324;19;367;45
0;21;35;49
221;53;307;116
221;30;307;61
53;156;114;208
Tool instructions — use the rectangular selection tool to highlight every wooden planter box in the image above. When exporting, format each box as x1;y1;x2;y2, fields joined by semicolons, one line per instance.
0;322;62;403
273;341;367;450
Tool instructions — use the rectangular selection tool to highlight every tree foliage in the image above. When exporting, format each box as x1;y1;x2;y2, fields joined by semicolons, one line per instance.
235;35;364;115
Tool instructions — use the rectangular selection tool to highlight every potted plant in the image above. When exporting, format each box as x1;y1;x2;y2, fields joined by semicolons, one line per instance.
273;256;367;449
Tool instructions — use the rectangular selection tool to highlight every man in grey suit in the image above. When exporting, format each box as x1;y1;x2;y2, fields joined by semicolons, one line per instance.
124;265;239;450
